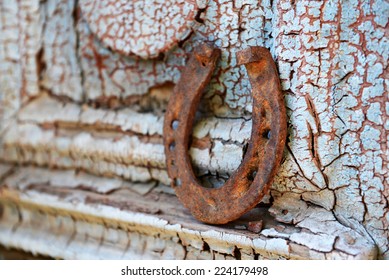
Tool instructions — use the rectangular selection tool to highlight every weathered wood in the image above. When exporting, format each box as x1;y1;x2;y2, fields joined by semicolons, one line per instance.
79;0;202;59
0;94;248;183
0;245;52;260
0;166;377;260
0;0;388;259
41;0;83;101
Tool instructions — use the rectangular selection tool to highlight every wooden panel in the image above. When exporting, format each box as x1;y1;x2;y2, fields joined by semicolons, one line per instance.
0;0;388;259
0;165;377;260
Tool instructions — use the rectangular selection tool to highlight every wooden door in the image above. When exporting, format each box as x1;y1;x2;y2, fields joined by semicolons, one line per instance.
0;0;387;259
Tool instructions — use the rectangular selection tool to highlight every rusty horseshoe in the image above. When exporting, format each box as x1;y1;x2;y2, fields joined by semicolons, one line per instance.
163;43;287;224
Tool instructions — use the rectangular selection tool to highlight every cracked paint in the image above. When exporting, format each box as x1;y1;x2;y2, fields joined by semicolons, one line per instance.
79;0;201;59
0;172;378;259
0;0;388;259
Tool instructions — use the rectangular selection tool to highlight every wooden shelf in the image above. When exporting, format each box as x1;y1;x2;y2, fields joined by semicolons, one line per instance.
0;165;377;260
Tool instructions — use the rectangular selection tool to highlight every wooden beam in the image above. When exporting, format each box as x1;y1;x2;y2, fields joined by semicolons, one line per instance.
0;165;377;260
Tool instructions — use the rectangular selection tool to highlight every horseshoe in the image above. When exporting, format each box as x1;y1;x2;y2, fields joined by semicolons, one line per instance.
163;43;287;224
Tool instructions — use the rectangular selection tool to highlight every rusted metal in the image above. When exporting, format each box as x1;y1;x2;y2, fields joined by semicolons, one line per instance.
248;220;263;233
163;43;287;224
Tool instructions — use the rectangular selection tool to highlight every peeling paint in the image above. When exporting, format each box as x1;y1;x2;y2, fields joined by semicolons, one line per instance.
0;0;388;259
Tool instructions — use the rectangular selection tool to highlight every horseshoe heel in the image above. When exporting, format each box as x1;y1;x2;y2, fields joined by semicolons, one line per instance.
163;44;287;224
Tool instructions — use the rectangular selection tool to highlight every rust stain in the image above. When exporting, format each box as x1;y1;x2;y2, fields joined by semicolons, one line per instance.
248;220;263;233
191;136;212;150
163;43;287;224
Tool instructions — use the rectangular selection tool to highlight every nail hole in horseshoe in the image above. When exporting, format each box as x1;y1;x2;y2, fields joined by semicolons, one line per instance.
247;171;257;182
173;178;182;187
263;129;271;140
169;142;176;151
171;119;179;130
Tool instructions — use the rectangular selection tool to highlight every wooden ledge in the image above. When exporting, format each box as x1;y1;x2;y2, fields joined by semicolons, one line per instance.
0;165;377;260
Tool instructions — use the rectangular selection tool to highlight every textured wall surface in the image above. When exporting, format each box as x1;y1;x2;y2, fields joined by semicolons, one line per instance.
0;0;388;259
